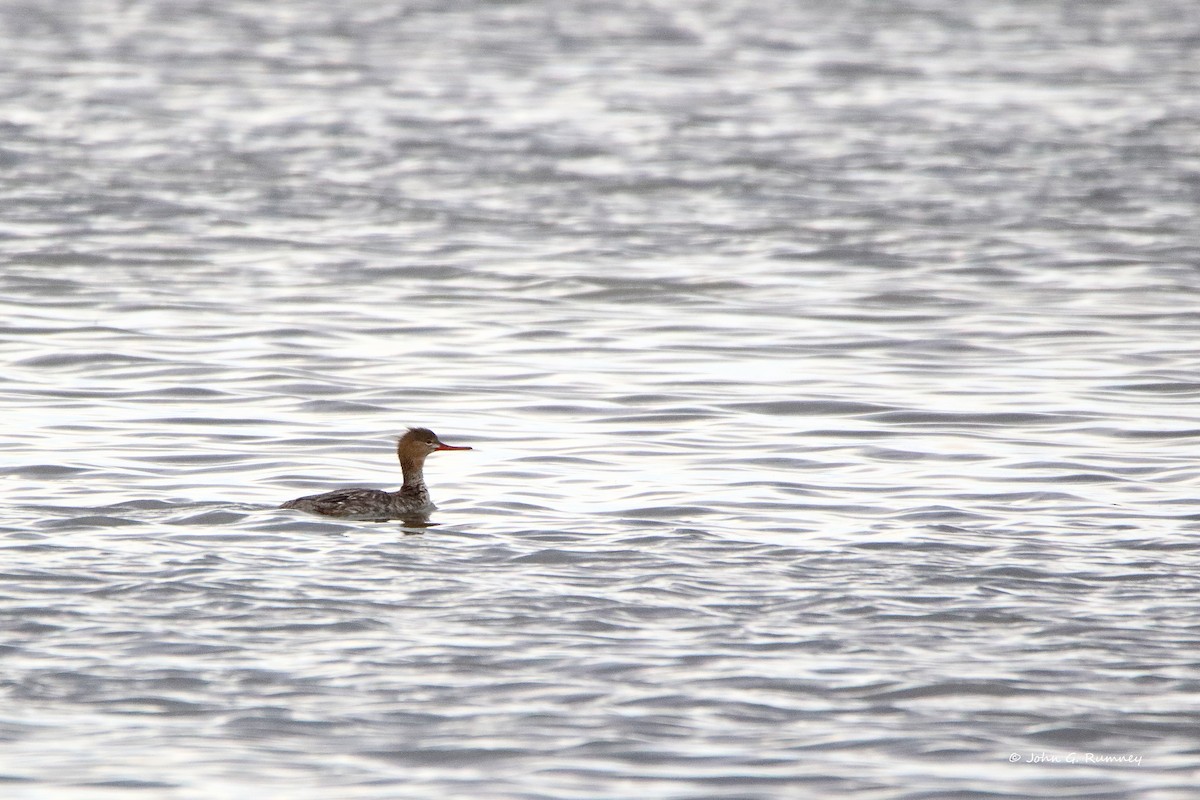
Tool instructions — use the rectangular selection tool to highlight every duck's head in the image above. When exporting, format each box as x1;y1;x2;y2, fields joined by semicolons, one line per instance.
397;427;472;460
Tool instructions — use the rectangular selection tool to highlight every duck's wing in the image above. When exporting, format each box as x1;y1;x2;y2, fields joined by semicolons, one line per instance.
280;487;393;516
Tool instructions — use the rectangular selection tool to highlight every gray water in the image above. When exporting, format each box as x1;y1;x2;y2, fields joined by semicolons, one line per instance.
3;1;1200;798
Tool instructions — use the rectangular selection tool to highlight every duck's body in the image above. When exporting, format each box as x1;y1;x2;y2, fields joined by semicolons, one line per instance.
281;486;434;519
281;427;470;520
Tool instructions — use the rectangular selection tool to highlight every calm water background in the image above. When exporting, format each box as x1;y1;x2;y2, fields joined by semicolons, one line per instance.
2;1;1200;797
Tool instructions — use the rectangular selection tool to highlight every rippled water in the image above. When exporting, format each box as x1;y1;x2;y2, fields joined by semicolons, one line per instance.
3;1;1200;797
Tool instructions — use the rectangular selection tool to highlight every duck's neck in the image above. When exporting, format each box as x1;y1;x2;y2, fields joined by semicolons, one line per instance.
399;453;427;491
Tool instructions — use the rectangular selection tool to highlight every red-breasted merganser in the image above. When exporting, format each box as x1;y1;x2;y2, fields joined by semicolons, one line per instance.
281;427;471;520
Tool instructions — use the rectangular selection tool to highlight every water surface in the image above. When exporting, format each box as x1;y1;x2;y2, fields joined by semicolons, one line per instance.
2;1;1200;797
